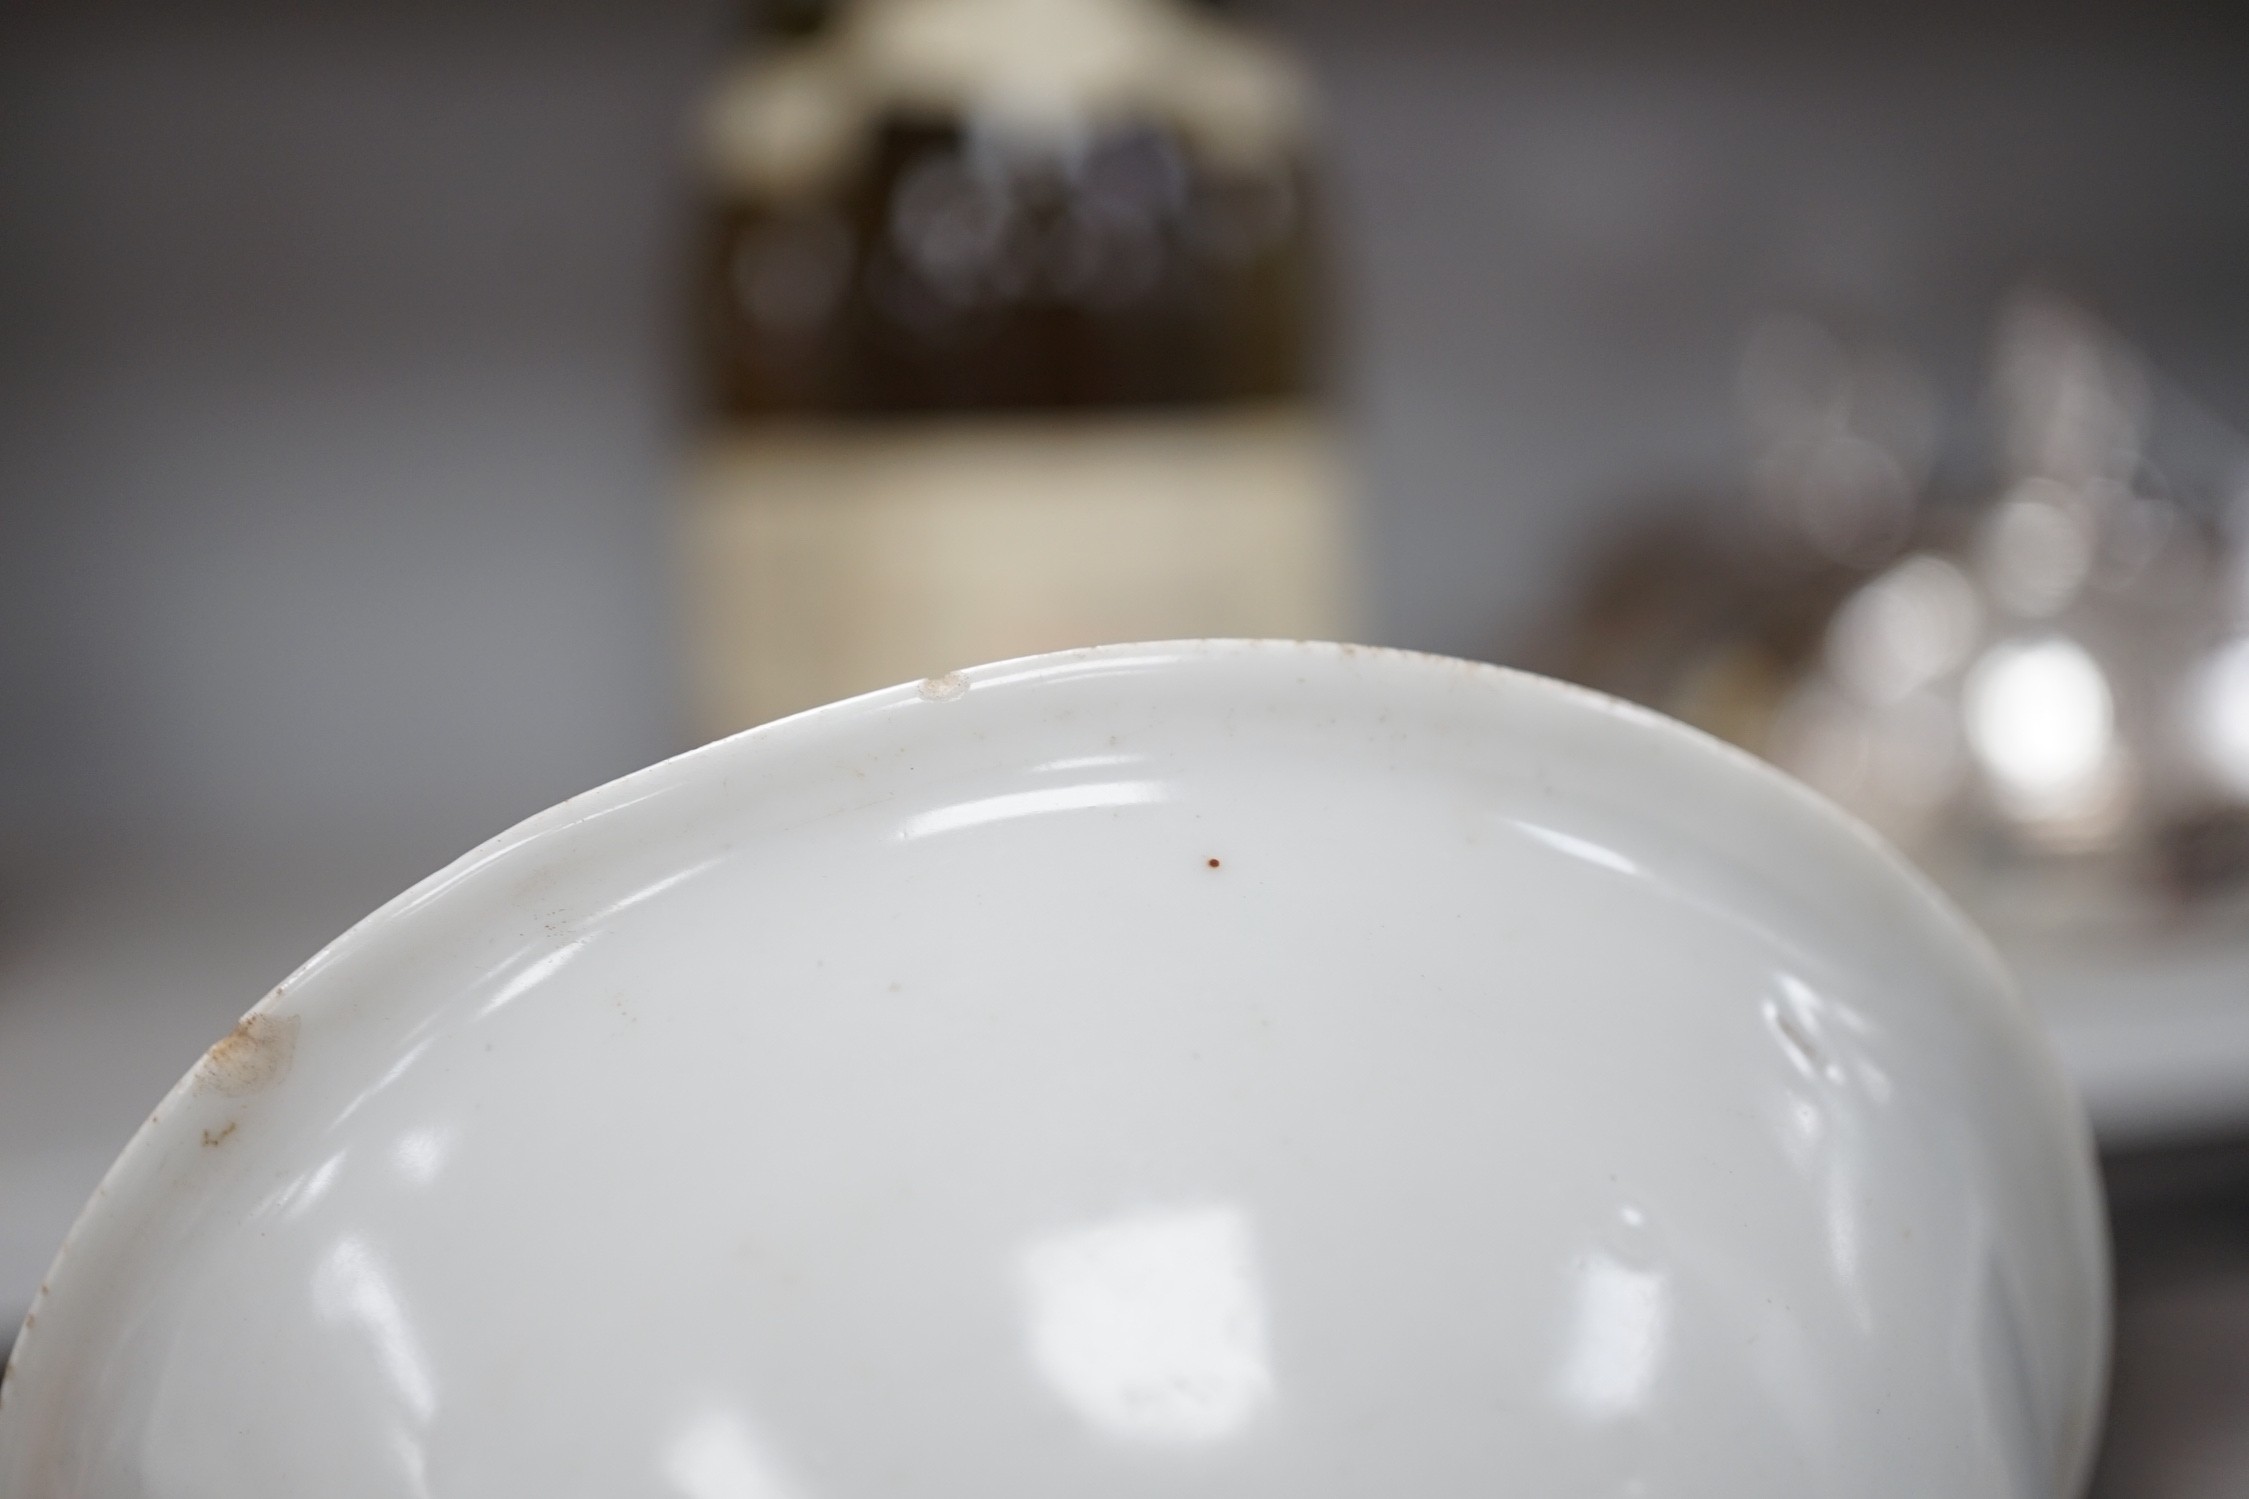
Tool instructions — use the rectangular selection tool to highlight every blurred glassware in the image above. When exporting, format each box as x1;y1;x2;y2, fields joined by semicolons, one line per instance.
680;0;1357;736
1548;311;1938;754
1549;289;2249;949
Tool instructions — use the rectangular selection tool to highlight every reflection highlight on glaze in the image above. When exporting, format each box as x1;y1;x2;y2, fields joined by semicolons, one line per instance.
1768;974;1877;1322
391;1126;454;1186
969;650;1176;694
255;1148;347;1224
1021;1205;1272;1443
1028;753;1144;776
1769;974;1843;1084
1777;1092;1824;1167
898;781;1171;842
593;858;724;922
313;1236;437;1422
478;937;596;1019
1557;1254;1669;1420
331;1037;439;1130
1826;1167;1865;1308
664;1406;800;1499
1514;821;1640;877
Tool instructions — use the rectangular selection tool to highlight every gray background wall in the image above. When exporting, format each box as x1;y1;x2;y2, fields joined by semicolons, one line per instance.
4;0;2247;874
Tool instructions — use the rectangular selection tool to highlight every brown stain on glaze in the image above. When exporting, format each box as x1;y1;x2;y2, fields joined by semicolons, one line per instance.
201;1121;238;1148
195;1012;300;1098
1206;857;1222;868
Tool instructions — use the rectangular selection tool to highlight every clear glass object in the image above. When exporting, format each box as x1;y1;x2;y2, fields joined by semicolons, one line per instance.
1551;290;2249;947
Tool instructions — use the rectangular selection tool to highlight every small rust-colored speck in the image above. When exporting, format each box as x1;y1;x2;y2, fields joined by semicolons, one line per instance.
201;1121;237;1148
1207;858;1221;868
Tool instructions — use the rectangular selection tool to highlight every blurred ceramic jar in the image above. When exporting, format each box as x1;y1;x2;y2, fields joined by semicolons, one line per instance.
682;0;1358;735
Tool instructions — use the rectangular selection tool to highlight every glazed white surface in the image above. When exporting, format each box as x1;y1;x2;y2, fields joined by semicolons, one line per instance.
0;641;2106;1497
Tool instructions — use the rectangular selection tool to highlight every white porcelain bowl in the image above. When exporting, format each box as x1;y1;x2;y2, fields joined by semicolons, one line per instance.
0;642;2106;1497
